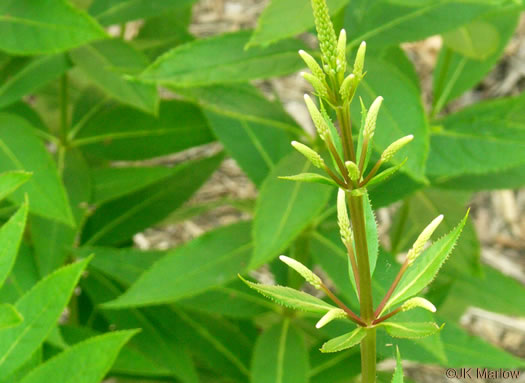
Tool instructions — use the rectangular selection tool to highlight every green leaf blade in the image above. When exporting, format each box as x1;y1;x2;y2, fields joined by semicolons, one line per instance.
0;0;107;55
102;222;253;308
252;152;332;268
0;258;91;377
240;277;336;314
251;320;309;383
379;321;441;339
0;304;22;330
321;327;366;353
0;201;28;287
19;330;138;383
0;114;74;225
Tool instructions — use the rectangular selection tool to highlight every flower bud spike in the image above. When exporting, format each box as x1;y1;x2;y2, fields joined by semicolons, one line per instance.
279;255;323;290
301;72;329;99
337;189;352;245
407;215;444;265
380;135;414;163
339;74;356;103
311;0;338;69
336;29;347;74
354;41;366;78
291;141;325;169
345;161;360;182
316;308;347;328
401;297;437;313
304;94;330;140
364;96;383;142
298;50;326;81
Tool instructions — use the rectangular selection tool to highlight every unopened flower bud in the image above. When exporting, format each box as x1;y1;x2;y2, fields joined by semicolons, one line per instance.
304;94;329;140
279;255;323;289
380;135;414;162
337;189;352;246
311;0;338;69
291;141;325;169
354;41;366;78
339;74;356;103
301;72;329;99
345;161;360;182
316;308;346;328
336;29;347;74
298;50;325;80
401;297;437;313
407;215;444;265
364;96;383;141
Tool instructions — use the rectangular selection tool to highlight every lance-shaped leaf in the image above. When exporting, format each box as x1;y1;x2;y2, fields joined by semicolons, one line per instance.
138;31;305;86
18;330;138;383
367;160;407;190
0;171;31;201
383;212;468;313
89;0;197;25
0;201;28;287
320;327;366;353
0;0;107;55
378;322;442;339
69;39;158;114
248;0;349;47
279;173;337;187
0;54;70;108
102;222;252;308
252;152;332;268
0;258;91;377
240;276;336;314
0;114;74;225
0;304;22;330
251;320;309;383
392;347;404;383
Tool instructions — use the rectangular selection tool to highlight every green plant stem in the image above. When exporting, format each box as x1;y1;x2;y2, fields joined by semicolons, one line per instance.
59;74;69;144
347;193;376;383
320;283;366;327
359;160;382;187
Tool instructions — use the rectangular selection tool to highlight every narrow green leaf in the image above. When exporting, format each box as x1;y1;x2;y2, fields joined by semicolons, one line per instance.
176;84;297;186
252;152;332;268
0;114;74;225
179;280;277;319
389;189;480;276
0;54;70;108
82;153;223;246
0;258;91;377
379;322;441;339
392;347;404;383
19;330;138;383
102;222;252;308
428;95;525;180
248;0;349;47
69;39;158;114
91;166;182;205
364;192;379;277
280;173;338;187
0;304;22;330
139;31;305;86
240;276;336;314
351;55;428;181
252;320;309;383
72;99;214;161
0;171;31;202
344;1;511;49
320;327;366;353
0;243;39;304
0;201;28;287
0;0;107;55
89;0;196;25
367;160;407;189
383;212;468;313
83;271;199;383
